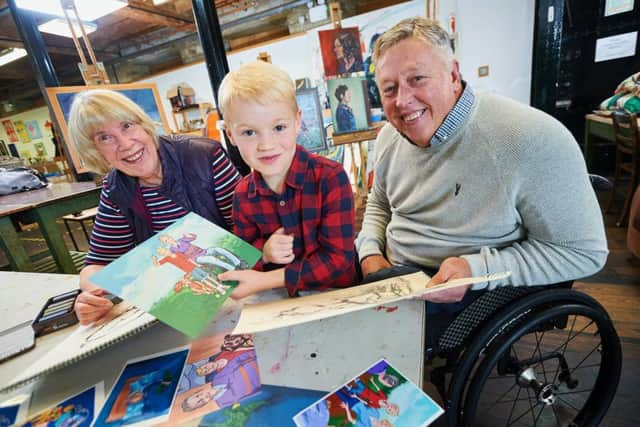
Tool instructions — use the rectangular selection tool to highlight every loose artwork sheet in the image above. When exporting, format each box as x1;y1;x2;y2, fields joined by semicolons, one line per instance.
90;212;262;338
293;358;443;427
198;384;326;426
0;392;31;427
157;333;261;426
93;348;189;427
17;383;104;427
234;271;429;334
234;271;511;334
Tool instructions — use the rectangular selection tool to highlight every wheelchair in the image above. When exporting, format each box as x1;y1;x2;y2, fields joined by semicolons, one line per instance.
427;283;622;427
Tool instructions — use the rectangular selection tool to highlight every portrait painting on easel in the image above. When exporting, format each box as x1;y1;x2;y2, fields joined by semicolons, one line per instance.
318;27;364;77
327;76;371;134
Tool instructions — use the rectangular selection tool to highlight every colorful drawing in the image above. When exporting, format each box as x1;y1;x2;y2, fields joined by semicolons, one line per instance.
0;140;8;156
34;142;47;158
24;120;42;140
160;333;261;426
318;27;364;77
94;348;188;427
90;212;262;338
199;385;325;427
294;359;443;427
13;120;30;143
18;149;31;160
18;383;103;427
296;88;327;153
2;120;18;143
327;76;370;134
0;394;30;427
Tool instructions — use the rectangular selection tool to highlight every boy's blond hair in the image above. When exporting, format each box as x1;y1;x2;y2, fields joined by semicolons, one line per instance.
217;60;298;123
68;89;159;174
373;17;453;66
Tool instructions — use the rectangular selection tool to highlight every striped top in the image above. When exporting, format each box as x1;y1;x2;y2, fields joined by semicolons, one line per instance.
85;146;240;266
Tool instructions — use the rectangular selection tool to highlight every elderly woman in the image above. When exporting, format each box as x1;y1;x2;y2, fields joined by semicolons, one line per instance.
69;89;241;324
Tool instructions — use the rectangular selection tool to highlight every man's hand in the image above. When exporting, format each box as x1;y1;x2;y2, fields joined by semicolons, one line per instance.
74;288;114;325
262;227;294;264
360;254;392;277
416;257;471;303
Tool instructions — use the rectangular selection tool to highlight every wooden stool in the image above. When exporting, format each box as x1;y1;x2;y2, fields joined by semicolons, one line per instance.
61;207;98;251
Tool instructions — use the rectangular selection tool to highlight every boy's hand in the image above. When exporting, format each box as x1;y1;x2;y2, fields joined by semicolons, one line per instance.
219;270;267;299
262;227;294;264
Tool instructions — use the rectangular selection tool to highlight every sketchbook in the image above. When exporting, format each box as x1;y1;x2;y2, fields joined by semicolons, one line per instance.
1;303;156;394
233;271;511;334
90;212;262;339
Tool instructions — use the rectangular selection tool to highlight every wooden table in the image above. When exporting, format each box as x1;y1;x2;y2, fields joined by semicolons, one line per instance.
0;182;100;274
583;113;640;169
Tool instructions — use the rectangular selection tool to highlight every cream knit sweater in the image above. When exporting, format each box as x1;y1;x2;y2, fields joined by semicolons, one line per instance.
356;91;608;289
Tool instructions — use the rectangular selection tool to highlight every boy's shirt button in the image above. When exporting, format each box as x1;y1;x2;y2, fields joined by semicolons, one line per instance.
279;200;286;206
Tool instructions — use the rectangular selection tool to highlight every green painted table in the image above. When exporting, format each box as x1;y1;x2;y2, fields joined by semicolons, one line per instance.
0;182;99;273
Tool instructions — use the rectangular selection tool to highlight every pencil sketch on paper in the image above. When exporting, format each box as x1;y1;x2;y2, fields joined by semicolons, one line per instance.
233;271;512;335
233;271;429;334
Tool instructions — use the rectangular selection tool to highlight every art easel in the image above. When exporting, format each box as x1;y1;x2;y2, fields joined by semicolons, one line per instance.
61;0;110;85
328;1;376;209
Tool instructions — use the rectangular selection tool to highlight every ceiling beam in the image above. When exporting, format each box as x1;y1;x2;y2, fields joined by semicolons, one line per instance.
121;3;195;32
0;36;119;58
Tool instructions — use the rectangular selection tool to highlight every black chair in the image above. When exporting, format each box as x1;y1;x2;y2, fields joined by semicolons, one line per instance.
606;111;639;227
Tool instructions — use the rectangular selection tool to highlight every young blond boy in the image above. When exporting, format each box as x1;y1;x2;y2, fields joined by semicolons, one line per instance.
217;60;357;299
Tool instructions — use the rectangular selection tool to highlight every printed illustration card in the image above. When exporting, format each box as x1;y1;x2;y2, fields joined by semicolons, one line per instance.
293;358;444;427
93;347;189;427
90;212;262;338
0;393;31;427
158;333;261;426
17;382;104;427
199;385;326;427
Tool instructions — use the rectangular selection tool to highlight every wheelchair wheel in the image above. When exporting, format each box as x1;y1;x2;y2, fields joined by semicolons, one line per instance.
461;303;621;426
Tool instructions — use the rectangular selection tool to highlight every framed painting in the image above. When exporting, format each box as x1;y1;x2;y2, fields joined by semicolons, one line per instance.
318;27;364;77
2;119;18;142
13;120;30;143
45;82;170;174
295;88;327;153
327;76;371;134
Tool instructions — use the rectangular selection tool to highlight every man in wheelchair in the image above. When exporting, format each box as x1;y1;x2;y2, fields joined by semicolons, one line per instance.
356;17;620;427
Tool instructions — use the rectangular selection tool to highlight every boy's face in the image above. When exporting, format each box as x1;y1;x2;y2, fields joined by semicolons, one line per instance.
226;100;301;192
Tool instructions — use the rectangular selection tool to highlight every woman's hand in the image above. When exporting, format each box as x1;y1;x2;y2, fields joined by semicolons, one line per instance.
74;288;114;325
76;264;112;325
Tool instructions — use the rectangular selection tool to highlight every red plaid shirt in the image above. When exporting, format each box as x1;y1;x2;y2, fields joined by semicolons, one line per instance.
233;145;357;296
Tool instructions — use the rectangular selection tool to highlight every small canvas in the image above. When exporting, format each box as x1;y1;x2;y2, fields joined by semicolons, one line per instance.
2;120;18;143
90;212;262;338
327;76;370;134
18;383;104;427
94;348;189;427
318;27;364;77
296;88;327;153
199;385;326;427
24;120;42;140
158;333;261;425
293;358;443;427
13;120;30;143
